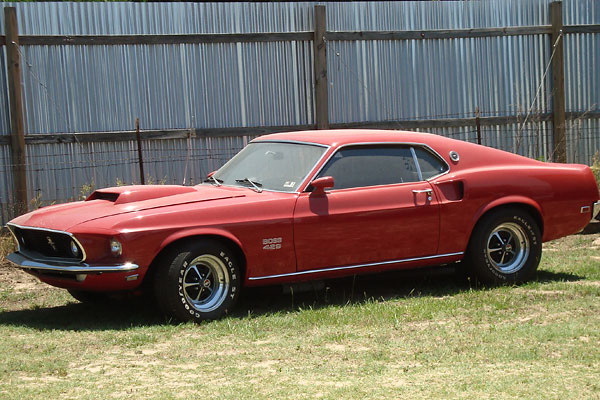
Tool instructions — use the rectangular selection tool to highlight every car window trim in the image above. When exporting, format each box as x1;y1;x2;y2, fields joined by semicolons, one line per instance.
412;145;451;181
249;139;330;148
304;142;450;193
410;146;424;181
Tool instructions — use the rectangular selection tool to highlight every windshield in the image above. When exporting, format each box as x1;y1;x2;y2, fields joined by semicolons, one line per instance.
212;141;327;192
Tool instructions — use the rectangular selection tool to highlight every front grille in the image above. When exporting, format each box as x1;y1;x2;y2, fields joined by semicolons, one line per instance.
9;225;84;262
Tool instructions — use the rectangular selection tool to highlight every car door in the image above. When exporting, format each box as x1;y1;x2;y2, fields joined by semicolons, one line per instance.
293;144;442;272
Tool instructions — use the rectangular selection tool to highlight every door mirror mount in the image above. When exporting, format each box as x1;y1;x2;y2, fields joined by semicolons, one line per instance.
310;176;334;195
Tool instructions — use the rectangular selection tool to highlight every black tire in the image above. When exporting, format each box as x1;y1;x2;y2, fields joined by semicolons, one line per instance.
153;240;241;322
68;289;111;304
465;208;541;285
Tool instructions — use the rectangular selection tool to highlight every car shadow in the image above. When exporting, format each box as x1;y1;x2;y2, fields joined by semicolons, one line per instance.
0;264;583;330
0;300;164;330
579;221;600;235
233;265;584;319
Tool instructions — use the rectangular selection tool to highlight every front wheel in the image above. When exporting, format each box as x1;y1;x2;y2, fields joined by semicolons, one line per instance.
153;240;241;322
465;208;542;285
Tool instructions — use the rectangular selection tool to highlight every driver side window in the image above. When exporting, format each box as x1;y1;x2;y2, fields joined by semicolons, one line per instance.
315;145;419;190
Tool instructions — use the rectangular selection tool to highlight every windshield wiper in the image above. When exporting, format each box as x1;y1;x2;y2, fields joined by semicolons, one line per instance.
203;176;223;186
235;178;263;193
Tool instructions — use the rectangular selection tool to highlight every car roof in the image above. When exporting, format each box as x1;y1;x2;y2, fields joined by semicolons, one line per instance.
252;129;452;147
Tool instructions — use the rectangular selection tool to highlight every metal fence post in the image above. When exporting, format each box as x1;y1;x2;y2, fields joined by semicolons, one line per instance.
4;7;28;214
135;118;145;185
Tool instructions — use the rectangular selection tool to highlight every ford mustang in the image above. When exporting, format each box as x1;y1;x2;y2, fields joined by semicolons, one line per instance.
5;129;600;322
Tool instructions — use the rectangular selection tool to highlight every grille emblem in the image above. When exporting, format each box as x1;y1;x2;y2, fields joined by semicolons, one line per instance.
46;236;58;252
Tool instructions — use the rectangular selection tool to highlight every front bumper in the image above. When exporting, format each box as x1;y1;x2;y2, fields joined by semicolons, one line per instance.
593;201;600;221
6;252;139;274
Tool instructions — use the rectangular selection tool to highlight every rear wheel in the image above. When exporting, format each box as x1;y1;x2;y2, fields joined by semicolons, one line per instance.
466;208;541;284
153;240;241;322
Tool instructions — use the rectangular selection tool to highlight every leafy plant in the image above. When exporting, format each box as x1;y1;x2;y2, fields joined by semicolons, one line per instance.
591;152;600;190
79;178;96;200
29;192;44;210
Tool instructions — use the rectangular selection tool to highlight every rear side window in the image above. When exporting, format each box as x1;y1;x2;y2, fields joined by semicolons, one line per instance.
413;146;449;179
315;145;419;190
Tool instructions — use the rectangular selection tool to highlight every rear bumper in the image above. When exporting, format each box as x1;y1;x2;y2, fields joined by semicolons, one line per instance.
6;252;139;274
593;201;600;220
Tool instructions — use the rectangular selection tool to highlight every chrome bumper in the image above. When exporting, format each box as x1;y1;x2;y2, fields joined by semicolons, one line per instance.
594;201;600;221
6;252;139;274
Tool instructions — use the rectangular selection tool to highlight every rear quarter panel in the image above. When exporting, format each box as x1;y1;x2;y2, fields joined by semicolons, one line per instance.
429;140;599;254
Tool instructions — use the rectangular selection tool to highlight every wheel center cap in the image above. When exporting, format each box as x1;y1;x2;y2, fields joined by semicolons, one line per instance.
203;279;211;288
505;244;513;252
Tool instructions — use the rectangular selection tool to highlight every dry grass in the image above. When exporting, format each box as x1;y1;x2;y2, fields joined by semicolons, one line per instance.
0;230;599;399
0;233;15;263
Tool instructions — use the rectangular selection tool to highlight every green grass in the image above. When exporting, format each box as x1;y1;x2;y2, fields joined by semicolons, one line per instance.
0;231;599;399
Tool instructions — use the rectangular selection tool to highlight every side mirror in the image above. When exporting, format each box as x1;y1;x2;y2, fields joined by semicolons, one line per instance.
207;171;216;178
310;176;334;195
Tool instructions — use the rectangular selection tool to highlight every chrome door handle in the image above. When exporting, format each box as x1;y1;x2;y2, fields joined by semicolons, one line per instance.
412;188;432;201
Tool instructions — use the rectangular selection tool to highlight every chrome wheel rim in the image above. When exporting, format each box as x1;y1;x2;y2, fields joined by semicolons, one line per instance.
486;222;529;274
182;255;230;313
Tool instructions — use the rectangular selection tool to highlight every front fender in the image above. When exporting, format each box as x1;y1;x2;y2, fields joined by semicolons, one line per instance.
157;227;246;258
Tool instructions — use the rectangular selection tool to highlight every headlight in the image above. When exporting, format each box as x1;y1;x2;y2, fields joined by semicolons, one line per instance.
70;240;80;257
110;238;122;256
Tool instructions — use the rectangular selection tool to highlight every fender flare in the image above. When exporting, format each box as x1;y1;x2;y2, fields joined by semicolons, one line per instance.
471;196;544;234
156;227;246;261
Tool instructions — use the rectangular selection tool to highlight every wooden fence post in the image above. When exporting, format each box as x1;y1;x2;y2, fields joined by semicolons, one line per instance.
550;1;566;163
4;7;28;214
313;5;329;129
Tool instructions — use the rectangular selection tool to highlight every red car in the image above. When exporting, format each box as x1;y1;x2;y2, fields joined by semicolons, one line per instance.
6;130;600;322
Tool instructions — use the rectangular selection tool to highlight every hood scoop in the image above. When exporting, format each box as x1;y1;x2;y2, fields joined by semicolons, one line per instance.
87;185;198;205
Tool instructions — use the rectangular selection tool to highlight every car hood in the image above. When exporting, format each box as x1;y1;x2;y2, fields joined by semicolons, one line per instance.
10;184;246;232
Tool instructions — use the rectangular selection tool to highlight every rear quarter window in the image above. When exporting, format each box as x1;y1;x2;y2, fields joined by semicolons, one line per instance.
413;146;449;179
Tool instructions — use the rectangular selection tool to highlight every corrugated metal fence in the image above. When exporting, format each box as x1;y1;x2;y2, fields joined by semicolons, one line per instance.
1;0;599;224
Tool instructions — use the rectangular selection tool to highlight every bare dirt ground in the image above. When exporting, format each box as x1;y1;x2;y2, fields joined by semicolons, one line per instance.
0;259;40;291
0;237;68;311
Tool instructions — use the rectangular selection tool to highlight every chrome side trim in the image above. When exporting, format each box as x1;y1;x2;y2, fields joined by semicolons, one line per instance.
250;139;330;148
6;223;88;262
593;201;600;220
6;252;138;274
248;252;464;281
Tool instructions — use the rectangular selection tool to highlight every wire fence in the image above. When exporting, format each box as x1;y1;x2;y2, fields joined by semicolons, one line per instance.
1;118;599;226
